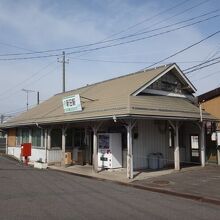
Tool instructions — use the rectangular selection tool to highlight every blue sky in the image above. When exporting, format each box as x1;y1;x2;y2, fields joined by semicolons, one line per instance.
0;0;220;116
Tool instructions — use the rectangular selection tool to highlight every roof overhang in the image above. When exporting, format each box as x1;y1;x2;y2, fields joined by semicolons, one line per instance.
1;113;217;129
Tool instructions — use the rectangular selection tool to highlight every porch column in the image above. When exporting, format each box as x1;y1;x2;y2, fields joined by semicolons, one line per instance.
127;123;133;179
5;132;8;155
29;128;32;143
47;128;51;150
91;122;103;172
216;131;220;165
44;129;48;163
174;121;180;171
217;148;220;166
92;127;98;172
126;120;136;179
217;149;220;166
62;127;67;166
41;128;44;148
200;123;206;167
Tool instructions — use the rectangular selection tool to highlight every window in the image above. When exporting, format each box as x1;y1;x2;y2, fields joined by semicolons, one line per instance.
74;128;85;148
66;128;73;148
190;135;199;149
22;128;29;143
32;128;41;147
51;129;62;148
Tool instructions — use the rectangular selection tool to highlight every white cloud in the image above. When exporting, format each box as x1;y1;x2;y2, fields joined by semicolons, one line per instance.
0;0;219;114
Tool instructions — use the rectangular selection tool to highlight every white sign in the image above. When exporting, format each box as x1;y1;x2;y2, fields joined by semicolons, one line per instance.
62;94;82;113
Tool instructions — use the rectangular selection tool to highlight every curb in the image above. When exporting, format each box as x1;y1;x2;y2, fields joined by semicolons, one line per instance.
127;184;220;206
48;166;220;207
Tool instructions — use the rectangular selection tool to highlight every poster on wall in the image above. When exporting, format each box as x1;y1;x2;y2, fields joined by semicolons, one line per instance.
191;135;199;149
62;94;82;113
98;134;110;149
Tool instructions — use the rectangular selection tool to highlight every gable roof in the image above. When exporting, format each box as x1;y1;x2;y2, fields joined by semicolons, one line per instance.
1;63;215;128
132;63;196;96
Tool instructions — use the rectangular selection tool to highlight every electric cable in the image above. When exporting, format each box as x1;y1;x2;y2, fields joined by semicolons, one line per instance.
0;13;216;61
141;30;220;71
0;61;56;97
0;0;213;58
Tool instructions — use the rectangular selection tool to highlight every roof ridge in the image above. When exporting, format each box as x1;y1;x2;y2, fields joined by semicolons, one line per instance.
55;63;174;96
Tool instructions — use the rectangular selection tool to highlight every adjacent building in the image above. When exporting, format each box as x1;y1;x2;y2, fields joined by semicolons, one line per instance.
198;87;220;164
0;63;216;178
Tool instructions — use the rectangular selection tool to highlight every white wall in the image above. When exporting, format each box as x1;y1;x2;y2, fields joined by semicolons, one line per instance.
7;146;62;164
132;120;200;170
47;149;62;164
133;120;169;170
8;146;21;160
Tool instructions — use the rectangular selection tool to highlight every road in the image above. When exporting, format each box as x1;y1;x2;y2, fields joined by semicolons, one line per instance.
0;155;220;220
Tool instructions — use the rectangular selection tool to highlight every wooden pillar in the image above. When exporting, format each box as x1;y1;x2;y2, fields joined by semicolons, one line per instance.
127;122;133;179
91;122;103;172
62;127;67;166
41;129;44;148
5;132;8;155
92;127;98;172
44;129;48;163
200;123;206;167
29;128;32;143
174;122;180;171
126;120;136;179
217;149;220;166
47;129;51;150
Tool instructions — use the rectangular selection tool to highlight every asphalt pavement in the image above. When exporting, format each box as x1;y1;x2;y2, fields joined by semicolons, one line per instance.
133;165;220;202
0;155;220;220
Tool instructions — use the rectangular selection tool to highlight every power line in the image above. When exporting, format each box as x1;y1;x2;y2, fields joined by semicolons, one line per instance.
0;61;56;97
73;0;211;60
0;1;212;58
102;0;192;40
114;9;220;43
69;57;206;64
0;12;217;62
0;0;191;57
0;65;58;101
185;59;220;74
184;55;220;72
129;0;211;36
0;42;35;53
191;70;220;82
141;30;220;70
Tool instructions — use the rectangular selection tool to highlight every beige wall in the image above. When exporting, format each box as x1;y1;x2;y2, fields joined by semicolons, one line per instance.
202;96;220;118
7;128;16;147
202;96;220;129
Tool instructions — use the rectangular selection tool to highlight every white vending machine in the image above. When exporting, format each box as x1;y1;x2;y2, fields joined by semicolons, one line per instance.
98;133;122;169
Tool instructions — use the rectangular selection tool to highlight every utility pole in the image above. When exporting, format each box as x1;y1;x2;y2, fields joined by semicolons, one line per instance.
58;51;69;93
0;114;4;124
22;89;35;111
37;91;40;105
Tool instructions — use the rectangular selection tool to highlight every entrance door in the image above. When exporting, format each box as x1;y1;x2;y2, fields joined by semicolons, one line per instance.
190;135;200;163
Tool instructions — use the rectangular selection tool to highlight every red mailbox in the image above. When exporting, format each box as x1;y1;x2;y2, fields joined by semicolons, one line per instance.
21;143;32;157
